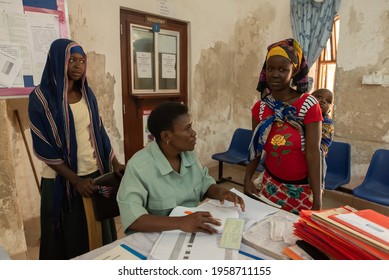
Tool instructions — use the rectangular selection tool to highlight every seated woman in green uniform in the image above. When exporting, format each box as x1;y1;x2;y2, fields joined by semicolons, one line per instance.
117;102;245;234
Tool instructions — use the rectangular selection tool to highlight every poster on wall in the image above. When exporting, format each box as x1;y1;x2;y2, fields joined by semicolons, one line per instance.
26;11;61;84
136;52;152;79
0;0;69;97
143;109;155;147
161;53;176;79
0;45;23;88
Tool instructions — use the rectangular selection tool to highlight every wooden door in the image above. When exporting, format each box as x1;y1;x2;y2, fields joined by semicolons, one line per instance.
120;9;188;161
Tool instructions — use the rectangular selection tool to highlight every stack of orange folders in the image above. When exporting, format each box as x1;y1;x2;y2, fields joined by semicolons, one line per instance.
293;205;389;260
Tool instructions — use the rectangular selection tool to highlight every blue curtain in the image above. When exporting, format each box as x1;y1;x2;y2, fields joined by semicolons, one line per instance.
290;0;340;68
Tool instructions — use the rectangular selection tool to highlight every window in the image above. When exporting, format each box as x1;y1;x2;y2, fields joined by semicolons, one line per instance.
315;17;340;92
131;25;180;94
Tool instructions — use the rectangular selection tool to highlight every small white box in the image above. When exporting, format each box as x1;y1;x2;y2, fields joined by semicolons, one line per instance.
382;75;389;85
362;75;372;84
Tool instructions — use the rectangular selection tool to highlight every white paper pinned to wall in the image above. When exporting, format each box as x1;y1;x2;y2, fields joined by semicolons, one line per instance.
0;48;22;88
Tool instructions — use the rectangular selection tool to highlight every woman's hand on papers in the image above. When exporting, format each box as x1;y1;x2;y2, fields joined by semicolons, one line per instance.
219;190;246;212
205;185;245;212
179;212;221;234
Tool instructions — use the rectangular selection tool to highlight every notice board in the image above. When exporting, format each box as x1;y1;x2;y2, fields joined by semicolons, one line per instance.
0;0;69;97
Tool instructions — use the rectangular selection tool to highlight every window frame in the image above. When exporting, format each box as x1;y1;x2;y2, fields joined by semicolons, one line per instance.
130;24;181;95
315;16;339;91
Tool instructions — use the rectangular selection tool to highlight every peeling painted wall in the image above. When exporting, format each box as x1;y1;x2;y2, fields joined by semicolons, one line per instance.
0;100;27;256
335;0;389;185
194;1;292;165
66;0;389;178
1;0;389;255
6;99;41;221
86;52;124;157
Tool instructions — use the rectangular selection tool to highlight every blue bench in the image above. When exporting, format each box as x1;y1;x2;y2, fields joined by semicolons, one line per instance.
324;141;351;190
211;128;264;186
352;149;389;206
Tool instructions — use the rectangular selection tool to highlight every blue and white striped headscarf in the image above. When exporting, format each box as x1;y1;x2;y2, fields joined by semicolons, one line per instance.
28;38;114;228
248;95;305;161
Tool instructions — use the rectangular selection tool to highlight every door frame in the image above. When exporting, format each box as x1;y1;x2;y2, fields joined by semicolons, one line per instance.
120;9;188;161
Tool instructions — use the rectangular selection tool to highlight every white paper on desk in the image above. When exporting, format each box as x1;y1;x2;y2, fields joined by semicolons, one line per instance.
335;213;389;243
168;200;239;233
94;244;146;260
149;231;238;260
242;210;299;259
239;242;274;260
229;188;279;221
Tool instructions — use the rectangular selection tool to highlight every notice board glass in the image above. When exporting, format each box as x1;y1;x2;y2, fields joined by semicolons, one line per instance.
130;24;180;94
0;0;69;97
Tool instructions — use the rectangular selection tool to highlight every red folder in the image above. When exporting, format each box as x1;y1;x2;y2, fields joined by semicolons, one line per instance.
329;209;389;247
295;207;389;259
294;218;378;259
312;207;389;254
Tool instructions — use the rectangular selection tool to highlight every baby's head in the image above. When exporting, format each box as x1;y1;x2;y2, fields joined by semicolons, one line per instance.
312;89;333;116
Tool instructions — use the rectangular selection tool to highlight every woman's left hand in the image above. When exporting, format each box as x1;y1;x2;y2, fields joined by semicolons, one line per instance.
219;189;245;212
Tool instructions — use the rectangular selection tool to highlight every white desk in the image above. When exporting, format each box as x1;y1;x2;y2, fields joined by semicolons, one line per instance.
75;231;275;260
75;189;286;260
74;232;159;260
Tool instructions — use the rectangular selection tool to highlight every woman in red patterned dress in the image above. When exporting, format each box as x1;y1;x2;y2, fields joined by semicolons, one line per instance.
244;39;323;214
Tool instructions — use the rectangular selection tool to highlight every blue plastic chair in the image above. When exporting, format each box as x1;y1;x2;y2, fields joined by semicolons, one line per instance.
324;141;351;190
212;128;252;185
352;149;389;206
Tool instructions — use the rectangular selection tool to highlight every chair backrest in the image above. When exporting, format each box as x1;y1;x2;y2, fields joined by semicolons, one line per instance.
228;128;252;154
352;149;389;206
361;149;389;184
325;141;351;186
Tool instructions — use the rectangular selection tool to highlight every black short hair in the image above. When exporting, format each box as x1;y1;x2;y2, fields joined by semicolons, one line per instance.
312;88;333;97
147;102;189;142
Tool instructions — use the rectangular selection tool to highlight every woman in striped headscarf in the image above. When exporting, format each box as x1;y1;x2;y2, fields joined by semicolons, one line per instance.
28;39;125;259
244;38;323;214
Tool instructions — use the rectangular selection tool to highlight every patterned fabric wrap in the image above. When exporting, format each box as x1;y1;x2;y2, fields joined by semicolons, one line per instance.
266;46;298;69
248;95;304;161
260;170;313;214
321;114;334;156
257;38;309;96
28;38;114;227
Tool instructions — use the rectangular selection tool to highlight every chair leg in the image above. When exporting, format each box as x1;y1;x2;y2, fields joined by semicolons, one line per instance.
216;162;230;184
83;197;103;251
221;178;244;186
218;161;223;180
215;161;242;186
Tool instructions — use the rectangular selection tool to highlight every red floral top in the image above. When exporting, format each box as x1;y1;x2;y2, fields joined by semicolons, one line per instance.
251;93;323;181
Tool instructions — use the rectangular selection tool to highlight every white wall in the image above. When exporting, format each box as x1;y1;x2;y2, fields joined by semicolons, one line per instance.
2;1;389;256
9;0;389;220
334;0;389;184
67;0;389;184
67;0;292;165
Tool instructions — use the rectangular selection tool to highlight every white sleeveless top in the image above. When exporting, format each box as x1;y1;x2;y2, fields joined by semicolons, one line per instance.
41;96;98;178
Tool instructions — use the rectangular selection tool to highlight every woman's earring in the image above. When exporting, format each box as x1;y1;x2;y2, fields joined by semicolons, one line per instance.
166;140;170;145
